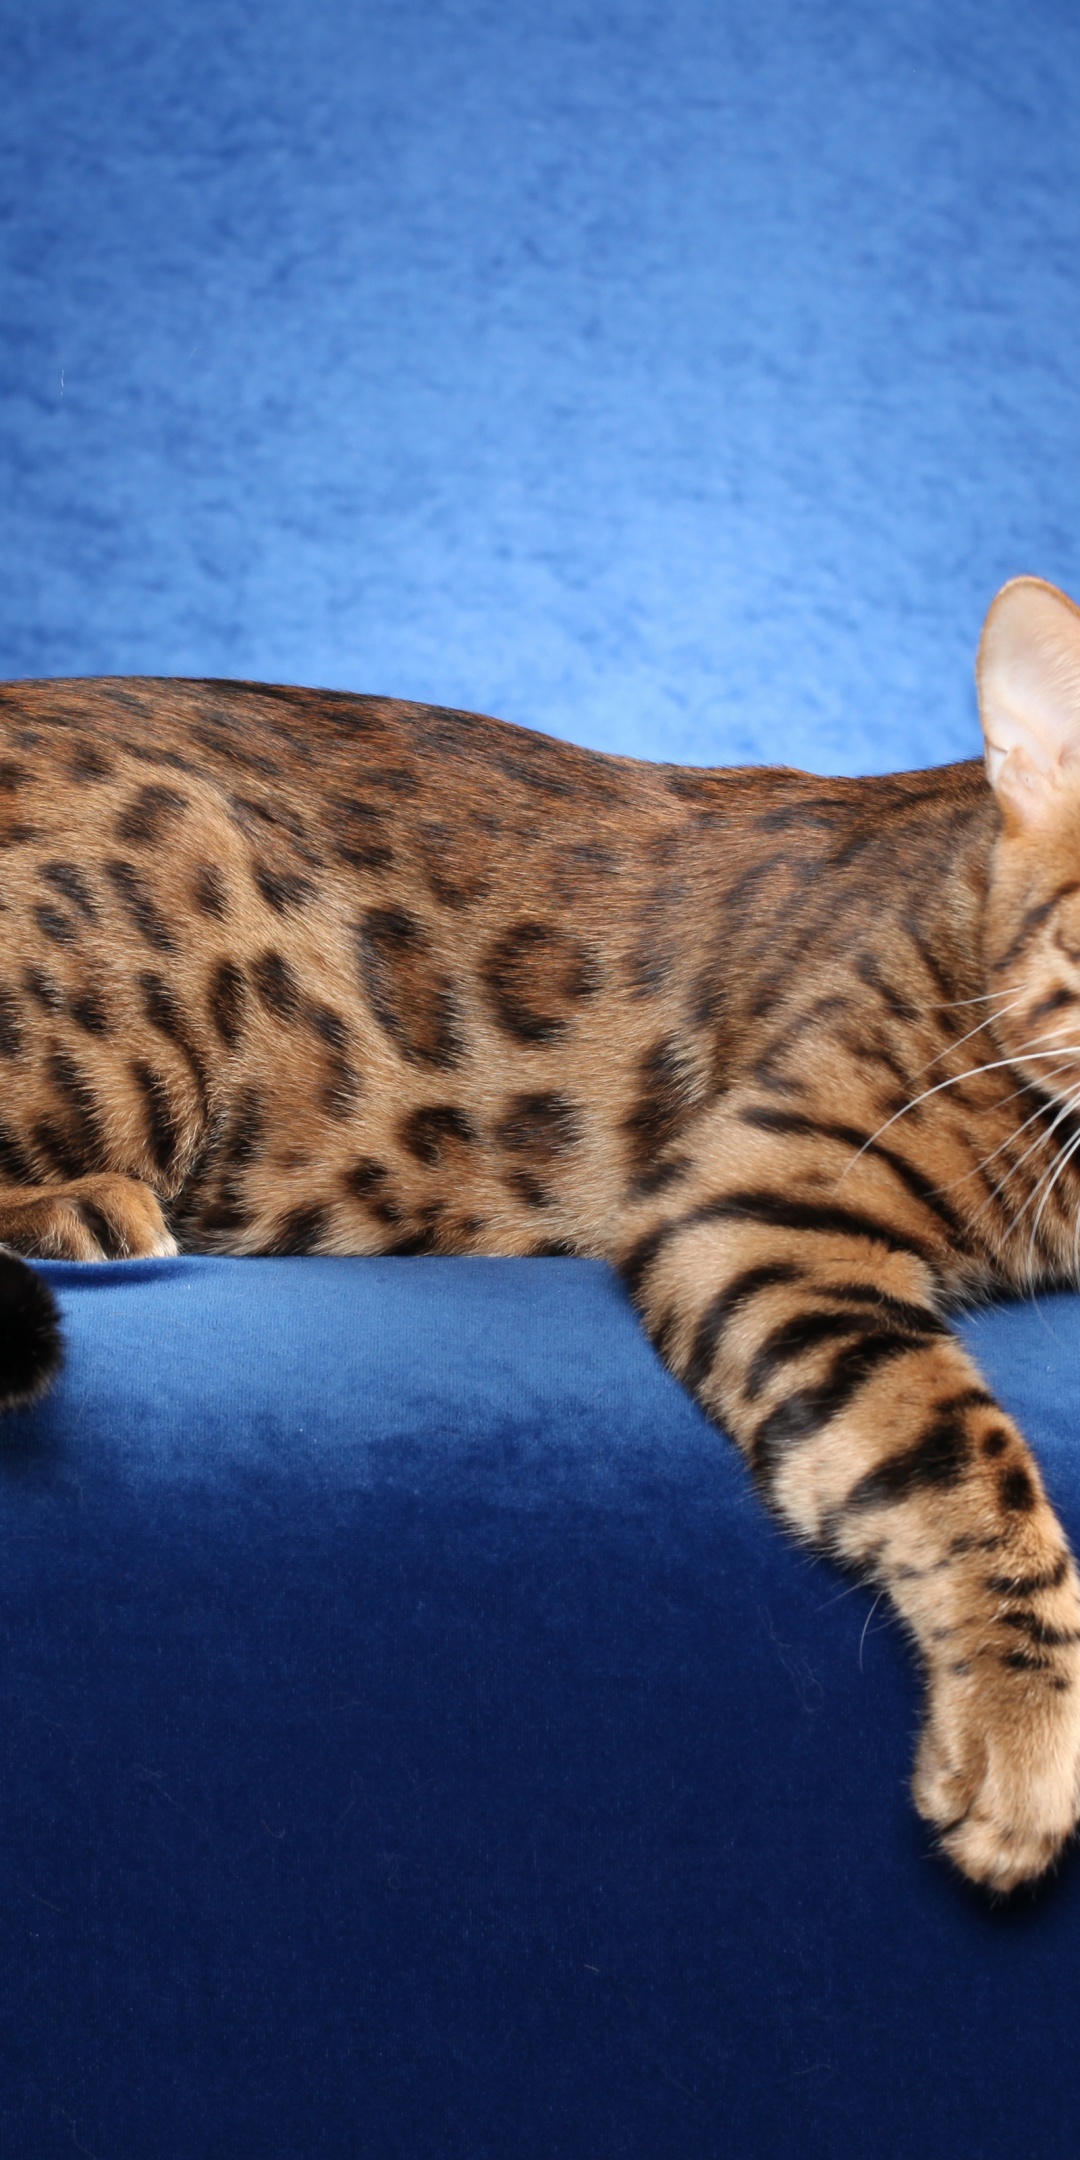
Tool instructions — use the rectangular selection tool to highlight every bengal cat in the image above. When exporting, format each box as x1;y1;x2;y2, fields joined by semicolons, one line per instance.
2;574;1080;1891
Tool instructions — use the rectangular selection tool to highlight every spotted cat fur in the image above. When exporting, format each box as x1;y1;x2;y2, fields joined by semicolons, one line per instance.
3;575;1080;1892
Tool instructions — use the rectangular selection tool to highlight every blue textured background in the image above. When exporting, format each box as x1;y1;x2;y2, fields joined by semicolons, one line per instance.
5;3;1080;2156
4;0;1080;769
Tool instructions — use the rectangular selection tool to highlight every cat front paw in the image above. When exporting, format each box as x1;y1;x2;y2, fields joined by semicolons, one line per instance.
914;1625;1080;1891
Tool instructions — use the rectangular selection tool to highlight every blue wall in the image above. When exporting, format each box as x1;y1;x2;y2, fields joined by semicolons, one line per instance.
4;0;1080;773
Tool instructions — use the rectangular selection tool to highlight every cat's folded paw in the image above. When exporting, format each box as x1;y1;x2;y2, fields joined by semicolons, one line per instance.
914;1628;1080;1892
65;1175;177;1261
0;1175;177;1261
74;1175;179;1259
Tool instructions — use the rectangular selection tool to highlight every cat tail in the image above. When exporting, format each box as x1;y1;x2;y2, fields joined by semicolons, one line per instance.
0;1252;63;1412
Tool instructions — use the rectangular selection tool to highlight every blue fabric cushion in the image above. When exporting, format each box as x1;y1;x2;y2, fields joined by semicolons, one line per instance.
1;1257;1078;2158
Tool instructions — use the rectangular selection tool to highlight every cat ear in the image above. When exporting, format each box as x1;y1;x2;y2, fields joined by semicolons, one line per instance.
977;577;1080;825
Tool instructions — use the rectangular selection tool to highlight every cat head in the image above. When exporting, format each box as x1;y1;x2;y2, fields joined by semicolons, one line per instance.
979;576;1080;1091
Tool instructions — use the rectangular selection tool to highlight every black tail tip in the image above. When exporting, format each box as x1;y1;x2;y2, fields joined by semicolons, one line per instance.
0;1254;63;1413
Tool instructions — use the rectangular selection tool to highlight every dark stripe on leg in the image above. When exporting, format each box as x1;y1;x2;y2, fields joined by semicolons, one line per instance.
683;1261;806;1394
985;1556;1070;1598
751;1332;920;1482
737;1105;965;1238
745;1305;941;1402
844;1390;994;1511
817;1282;948;1333
999;1611;1080;1647
622;1188;936;1299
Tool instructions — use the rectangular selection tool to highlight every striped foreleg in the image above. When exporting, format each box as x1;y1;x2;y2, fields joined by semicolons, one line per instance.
622;1179;1080;1890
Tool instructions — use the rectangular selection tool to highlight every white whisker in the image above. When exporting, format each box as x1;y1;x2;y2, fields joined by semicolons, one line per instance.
1022;1113;1080;1225
997;1103;1080;1274
842;1046;1080;1173
942;1080;1073;1194
930;990;1025;1011
917;991;1030;1075
858;1592;884;1673
967;1105;1080;1244
944;1085;1076;1226
1025;1124;1080;1281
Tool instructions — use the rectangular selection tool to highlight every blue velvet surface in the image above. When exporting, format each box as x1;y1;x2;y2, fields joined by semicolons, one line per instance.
6;0;1080;2151
1;1258;1078;2159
